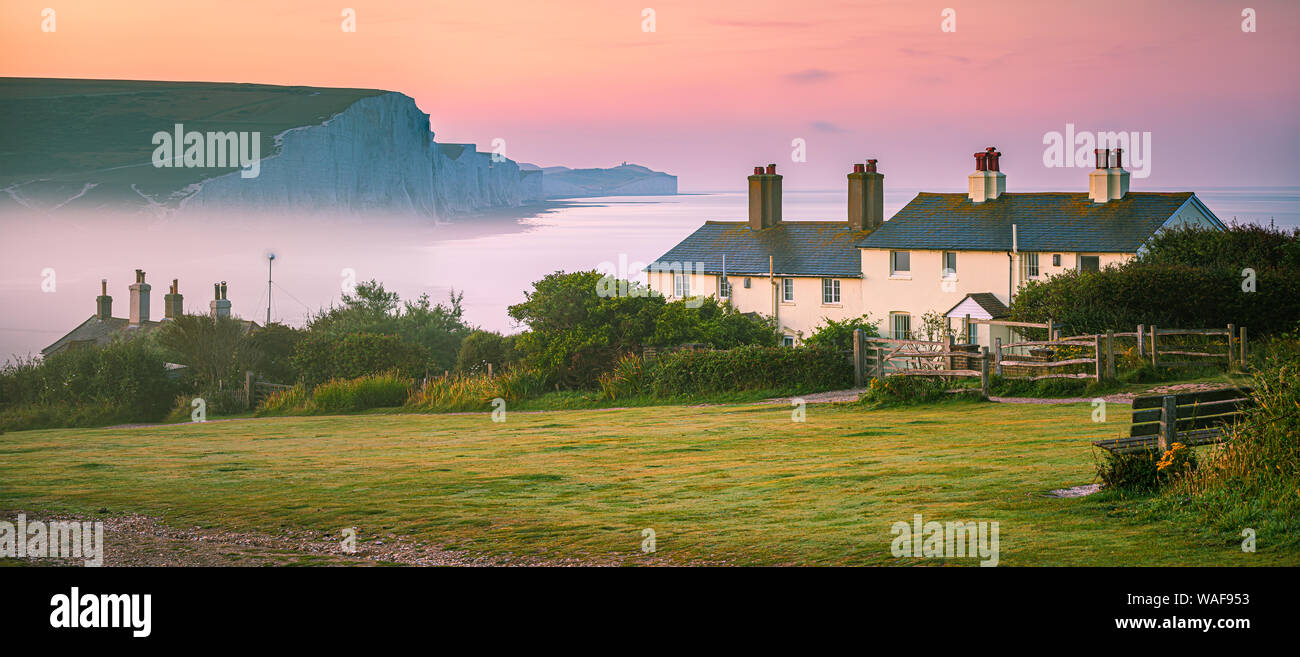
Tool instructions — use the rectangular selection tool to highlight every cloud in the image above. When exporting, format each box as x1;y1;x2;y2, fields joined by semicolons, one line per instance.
899;47;971;64
786;69;836;83
810;120;849;134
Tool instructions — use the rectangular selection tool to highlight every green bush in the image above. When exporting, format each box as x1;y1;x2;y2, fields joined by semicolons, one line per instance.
857;376;969;407
254;384;314;417
405;368;547;413
1096;443;1197;492
645;345;851;396
454;330;519;374
291;332;429;387
1009;225;1300;336
803;314;881;352
0;338;179;430
313;372;412;412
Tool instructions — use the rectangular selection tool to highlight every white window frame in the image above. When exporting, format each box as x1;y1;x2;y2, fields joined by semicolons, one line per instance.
942;251;958;278
821;278;840;304
719;275;730;299
1078;255;1101;272
782;278;794;303
1021;252;1040;279
890;312;911;340
890;251;911;276
674;272;690;298
782;335;796;347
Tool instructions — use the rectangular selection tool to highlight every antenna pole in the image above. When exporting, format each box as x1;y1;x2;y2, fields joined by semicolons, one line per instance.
267;255;273;325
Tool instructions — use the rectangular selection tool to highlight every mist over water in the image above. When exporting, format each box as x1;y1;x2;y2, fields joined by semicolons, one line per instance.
2;188;1297;362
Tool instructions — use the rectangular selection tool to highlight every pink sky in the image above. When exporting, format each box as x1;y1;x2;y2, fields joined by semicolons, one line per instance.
3;0;1298;190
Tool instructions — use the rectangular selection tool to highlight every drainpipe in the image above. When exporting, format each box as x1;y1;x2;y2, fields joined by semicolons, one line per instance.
1009;224;1019;300
770;255;777;324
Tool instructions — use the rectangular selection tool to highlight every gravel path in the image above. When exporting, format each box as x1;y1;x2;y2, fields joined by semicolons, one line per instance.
0;509;691;567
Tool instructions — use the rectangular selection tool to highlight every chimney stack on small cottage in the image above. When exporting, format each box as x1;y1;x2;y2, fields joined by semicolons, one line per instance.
96;279;112;321
128;269;151;326
1087;147;1131;203
163;279;183;320
210;281;231;319
1108;147;1130;201
968;147;1006;203
847;159;884;231
748;163;782;231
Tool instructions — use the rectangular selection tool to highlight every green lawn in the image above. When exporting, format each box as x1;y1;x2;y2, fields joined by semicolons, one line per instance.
1;399;1292;566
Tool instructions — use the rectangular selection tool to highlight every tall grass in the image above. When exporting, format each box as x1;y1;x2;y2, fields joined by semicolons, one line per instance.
405;368;547;413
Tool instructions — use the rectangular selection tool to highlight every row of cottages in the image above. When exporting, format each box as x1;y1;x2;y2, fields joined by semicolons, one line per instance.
42;270;255;357
648;147;1225;348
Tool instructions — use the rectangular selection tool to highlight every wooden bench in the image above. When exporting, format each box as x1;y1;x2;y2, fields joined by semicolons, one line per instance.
1093;387;1254;455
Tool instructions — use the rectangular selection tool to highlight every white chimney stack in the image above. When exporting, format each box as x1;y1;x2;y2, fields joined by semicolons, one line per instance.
968;147;1005;203
1089;148;1111;202
210;281;231;319
1108;147;1131;200
128;269;150;326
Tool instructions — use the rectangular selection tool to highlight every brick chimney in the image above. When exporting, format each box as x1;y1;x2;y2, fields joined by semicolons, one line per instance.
128;269;150;326
210;281;231;319
848;159;884;231
1107;147;1130;200
968;147;1005;203
163;278;183;319
747;163;782;231
96;279;112;321
1089;148;1112;203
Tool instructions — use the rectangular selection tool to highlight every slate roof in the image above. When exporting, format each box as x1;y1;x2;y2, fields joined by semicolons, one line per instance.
856;192;1213;252
42;316;160;356
945;293;1010;319
650;221;872;277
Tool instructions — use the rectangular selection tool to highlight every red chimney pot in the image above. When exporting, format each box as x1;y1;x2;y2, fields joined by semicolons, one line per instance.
754;166;764;175
865;159;878;173
1114;148;1124;169
852;163;865;173
973;152;987;171
765;163;777;175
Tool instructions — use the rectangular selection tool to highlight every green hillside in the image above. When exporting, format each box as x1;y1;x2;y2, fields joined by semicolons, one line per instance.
0;78;385;209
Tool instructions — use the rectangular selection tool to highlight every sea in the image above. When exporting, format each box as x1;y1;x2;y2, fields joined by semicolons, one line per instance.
1;187;1296;361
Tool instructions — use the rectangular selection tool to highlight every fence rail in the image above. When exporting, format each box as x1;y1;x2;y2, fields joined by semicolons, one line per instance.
850;323;1248;396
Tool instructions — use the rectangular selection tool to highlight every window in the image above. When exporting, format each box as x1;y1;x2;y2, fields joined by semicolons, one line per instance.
673;272;690;298
968;322;979;344
890;251;911;275
942;251;957;278
1079;255;1100;272
1020;252;1040;279
1052;253;1061;267
782;335;796;347
890;312;911;340
821;278;840;304
782;278;794;302
743;277;751;289
719;276;730;299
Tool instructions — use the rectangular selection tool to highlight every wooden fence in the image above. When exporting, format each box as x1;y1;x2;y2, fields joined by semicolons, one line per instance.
244;371;293;409
850;323;1248;397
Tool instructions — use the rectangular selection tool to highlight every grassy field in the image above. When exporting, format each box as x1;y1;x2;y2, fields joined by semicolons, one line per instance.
1;398;1292;566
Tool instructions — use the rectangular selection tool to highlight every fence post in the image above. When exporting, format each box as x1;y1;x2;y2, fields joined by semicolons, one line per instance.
946;332;955;371
1093;334;1103;382
1047;316;1055;341
980;347;991;400
487;362;493;378
964;313;971;344
245;370;255;410
874;345;883;379
1226;323;1236;370
853;328;864;388
1149;325;1158;368
1105;330;1116;380
1136;324;1145;358
994;337;1003;377
1158;395;1177;453
1240;326;1248;370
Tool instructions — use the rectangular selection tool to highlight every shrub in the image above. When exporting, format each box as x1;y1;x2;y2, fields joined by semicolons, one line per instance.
647;345;851;396
405;368;547;413
1008;225;1300;336
291;332;429;387
597;353;651;401
0;338;179;430
857;376;965;407
1095;443;1197;492
312;372;411;413
255;384;314;417
803;314;881;352
455;330;514;375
